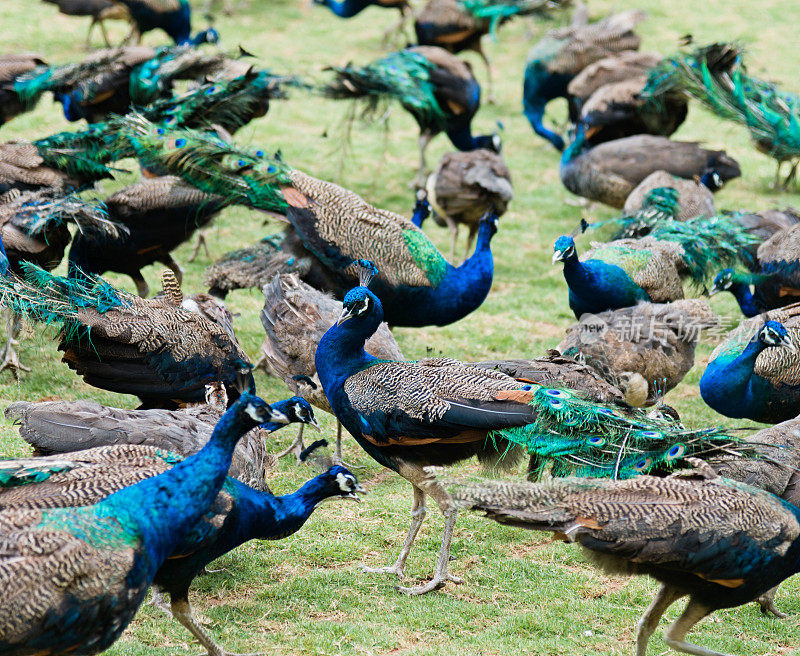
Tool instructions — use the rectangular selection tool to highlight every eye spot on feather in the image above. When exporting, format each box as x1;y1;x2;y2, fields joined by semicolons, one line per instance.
175;138;186;148
640;431;662;439
548;399;564;409
544;389;569;399
586;437;605;446
597;407;617;416
255;150;264;157
156;127;164;135
634;457;652;472
665;444;686;460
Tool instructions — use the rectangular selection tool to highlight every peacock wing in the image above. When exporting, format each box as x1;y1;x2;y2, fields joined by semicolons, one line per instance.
753;304;800;384
284;170;449;288
343;359;534;444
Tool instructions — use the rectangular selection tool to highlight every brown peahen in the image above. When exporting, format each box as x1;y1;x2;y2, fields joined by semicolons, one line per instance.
69;176;227;297
559;130;741;208
623;171;715;221
0;54;47;127
557;299;719;406
0;267;254;408
524;8;647;150
452;465;800;656
419;149;513;262
259;272;403;462
41;0;133;48
701;304;800;423
4;384;319;492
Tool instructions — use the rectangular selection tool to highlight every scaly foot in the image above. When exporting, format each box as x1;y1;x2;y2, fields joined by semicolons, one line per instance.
362;563;405;578
0;342;30;378
397;572;463;595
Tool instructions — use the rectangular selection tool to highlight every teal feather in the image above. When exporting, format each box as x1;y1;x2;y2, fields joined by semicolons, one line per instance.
489;384;753;480
321;50;448;130
458;0;568;38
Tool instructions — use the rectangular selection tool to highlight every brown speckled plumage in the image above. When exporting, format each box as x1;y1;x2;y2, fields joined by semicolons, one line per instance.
426;149;512;261
561;135;740;208
558;299;718;404
624;171;715;220
0;141;82;193
259;273;403;414
567;50;660;105
0;54;46;126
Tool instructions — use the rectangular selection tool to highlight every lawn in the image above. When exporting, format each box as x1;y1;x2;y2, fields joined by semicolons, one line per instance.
0;0;799;654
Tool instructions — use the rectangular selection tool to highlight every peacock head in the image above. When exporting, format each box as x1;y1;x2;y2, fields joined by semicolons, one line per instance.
709;268;737;295
318;465;366;502
758;321;797;353
231;391;290;429
281;397;321;431
338;286;382;327
552;236;577;264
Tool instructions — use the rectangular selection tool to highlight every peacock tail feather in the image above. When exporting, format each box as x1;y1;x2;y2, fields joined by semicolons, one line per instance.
118;114;293;213
321;50;448;130
4;190;124;239
32;126;121;183
0;263;126;342
643;43;800;162
489;384;753;479
459;0;569;37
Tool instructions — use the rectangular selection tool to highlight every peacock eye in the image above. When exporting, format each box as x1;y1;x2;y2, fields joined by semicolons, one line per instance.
156;128;164;135
256;150;265;157
175;138;186;148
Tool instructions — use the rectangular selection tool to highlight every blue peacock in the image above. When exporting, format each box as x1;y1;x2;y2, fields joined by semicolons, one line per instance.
113;0;218;45
313;260;756;594
321;46;500;184
0;437;360;656
553;208;757;317
523;8;646;150
119;116;498;328
0;392;285;655
700;306;800;423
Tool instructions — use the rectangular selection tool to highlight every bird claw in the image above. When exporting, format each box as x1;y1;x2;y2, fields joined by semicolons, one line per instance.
147;590;172;616
397;573;463;595
758;594;788;619
361;563;405;578
0;342;30;378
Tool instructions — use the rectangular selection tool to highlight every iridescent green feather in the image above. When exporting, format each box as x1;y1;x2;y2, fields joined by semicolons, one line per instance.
402;230;448;286
490;384;753;479
459;0;569;38
321;50;448;130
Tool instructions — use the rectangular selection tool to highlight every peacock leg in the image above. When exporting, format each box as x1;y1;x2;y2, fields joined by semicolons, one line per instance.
635;585;684;656
0;310;30;377
131;271;150;298
414;133;434;188
275;424;306;461
171;596;262;656
189;232;211;262
782;160;799;189
757;585;787;618
162;254;185;286
662;597;728;656
85;19;97;49
148;587;173;615
397;467;463;595
363;484;426;578
463;225;478;263
381;4;410;47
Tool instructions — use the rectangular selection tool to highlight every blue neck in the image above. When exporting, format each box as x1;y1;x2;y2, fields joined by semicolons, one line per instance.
231;476;340;542
410;199;430;228
264;398;295;433
522;67;572;151
56;91;85;123
316;0;371;17
561;127;587;166
727;281;762;317
561;253;650;317
445;126;495;152
700;336;771;419
99;404;255;575
523;106;565;151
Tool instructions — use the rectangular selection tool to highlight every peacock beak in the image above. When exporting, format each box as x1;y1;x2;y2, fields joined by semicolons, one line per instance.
552;250;566;264
267;409;290;425
345;482;367;502
708;283;721;296
781;334;798;354
337;306;356;326
309;416;322;432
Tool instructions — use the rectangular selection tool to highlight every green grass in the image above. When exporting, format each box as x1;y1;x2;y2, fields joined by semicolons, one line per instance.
1;0;800;654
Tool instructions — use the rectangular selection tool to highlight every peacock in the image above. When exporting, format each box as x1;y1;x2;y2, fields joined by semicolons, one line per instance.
419;149;513;262
643;42;800;188
15;44;235;124
414;0;570;101
700;306;800;423
41;0;133;48
0;188;122;374
0;265;254;408
313;0;413;45
121;116;498;327
260;272;403;463
5;387;317;492
523;8;646;150
314;261;756;594
557;299;719;406
710;219;800;316
577;73;688;146
623;170;715;221
111;0;219;45
552;210;757;317
68;176;227;297
559;126;741;208
0;391;285;656
451;466;800;656
321;46;500;185
0;54;47;127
